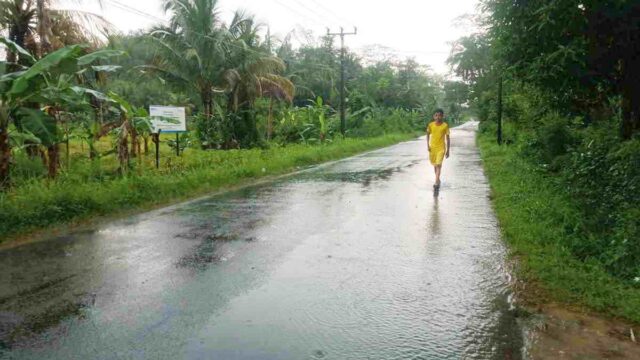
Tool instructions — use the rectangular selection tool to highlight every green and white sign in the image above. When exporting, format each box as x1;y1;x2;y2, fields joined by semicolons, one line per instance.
149;105;186;133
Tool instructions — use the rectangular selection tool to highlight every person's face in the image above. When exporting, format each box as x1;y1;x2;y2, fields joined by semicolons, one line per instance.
434;112;443;122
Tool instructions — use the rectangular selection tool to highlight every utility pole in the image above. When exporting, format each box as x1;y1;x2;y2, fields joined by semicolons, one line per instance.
327;27;357;136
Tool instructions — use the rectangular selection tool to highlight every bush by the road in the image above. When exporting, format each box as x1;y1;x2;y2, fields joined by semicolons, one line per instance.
478;127;640;323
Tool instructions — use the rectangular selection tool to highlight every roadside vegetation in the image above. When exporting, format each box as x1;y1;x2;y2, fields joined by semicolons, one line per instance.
0;132;418;239
478;125;640;323
449;0;640;321
0;0;466;240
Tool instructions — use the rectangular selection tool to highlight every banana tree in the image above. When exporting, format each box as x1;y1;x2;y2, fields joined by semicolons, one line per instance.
75;49;126;159
106;92;157;171
0;37;121;183
305;96;333;143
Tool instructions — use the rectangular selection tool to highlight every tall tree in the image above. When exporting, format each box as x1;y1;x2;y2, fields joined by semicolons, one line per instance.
150;1;293;146
223;11;293;145
0;0;36;65
149;0;229;118
484;0;640;138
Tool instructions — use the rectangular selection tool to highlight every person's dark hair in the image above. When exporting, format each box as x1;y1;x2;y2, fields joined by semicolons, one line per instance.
434;108;444;115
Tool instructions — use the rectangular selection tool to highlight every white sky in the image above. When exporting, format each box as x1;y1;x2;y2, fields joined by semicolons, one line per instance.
72;0;480;75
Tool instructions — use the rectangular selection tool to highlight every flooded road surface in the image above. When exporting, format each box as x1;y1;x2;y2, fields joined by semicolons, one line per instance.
0;122;524;359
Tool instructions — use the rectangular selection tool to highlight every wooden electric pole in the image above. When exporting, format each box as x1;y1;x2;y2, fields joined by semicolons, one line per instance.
327;27;357;136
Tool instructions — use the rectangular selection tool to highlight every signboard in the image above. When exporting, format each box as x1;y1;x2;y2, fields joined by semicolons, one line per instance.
149;105;186;133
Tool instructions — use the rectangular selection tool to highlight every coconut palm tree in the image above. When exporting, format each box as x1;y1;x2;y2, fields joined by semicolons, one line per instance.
148;0;229;118
149;0;293;146
224;11;293;112
0;0;36;65
0;0;110;59
222;11;294;145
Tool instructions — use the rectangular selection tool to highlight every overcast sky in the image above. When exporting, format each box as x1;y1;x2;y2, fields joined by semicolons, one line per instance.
72;0;480;75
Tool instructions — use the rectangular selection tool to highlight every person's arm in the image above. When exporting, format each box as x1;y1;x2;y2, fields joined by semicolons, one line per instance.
446;134;451;158
426;124;431;152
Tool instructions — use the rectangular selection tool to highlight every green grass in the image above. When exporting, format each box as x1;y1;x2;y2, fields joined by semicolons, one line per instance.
478;131;640;323
0;132;420;241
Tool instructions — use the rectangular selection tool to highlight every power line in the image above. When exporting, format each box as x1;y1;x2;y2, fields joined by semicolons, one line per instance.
103;1;274;59
289;0;342;28
105;0;168;25
307;0;355;27
109;1;166;23
270;0;326;28
390;49;450;55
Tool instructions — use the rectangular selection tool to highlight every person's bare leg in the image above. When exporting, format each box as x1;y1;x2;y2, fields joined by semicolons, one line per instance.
435;165;442;186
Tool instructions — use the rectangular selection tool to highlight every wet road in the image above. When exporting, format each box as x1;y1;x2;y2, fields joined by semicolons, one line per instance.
0;121;524;359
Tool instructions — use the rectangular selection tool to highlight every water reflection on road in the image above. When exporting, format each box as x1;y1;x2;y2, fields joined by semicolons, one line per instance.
0;122;524;359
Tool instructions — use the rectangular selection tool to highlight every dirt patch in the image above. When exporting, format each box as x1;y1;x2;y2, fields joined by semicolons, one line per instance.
525;304;639;359
504;258;639;359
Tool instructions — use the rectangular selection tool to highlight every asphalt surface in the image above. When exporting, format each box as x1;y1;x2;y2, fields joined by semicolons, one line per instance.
0;121;524;359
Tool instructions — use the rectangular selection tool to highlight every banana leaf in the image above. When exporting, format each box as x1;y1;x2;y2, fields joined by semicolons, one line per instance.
9;45;85;96
78;50;127;66
14;108;59;147
0;37;36;65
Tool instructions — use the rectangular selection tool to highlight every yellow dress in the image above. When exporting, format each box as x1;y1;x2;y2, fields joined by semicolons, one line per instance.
427;121;450;165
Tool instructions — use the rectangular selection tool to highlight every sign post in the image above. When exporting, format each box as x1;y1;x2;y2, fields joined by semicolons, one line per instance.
149;106;187;164
153;129;161;169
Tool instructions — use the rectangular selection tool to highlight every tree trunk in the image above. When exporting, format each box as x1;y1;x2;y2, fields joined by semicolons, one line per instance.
47;144;59;179
89;141;97;160
620;62;640;140
204;100;212;119
620;92;640;140
143;136;149;154
8;24;28;70
130;126;138;158
202;91;213;119
7;27;18;69
36;0;52;56
117;120;130;173
0;127;11;190
267;98;273;141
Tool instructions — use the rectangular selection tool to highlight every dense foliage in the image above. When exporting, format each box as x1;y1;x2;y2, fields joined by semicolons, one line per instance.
478;127;640;322
449;0;640;284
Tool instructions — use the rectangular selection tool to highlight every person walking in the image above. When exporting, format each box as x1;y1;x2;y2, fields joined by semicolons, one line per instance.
426;109;450;189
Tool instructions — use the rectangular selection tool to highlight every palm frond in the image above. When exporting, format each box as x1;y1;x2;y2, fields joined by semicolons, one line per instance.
47;9;114;48
259;74;294;102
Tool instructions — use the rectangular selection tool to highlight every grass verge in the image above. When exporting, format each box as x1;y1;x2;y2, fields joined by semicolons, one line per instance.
478;130;640;324
0;133;419;242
